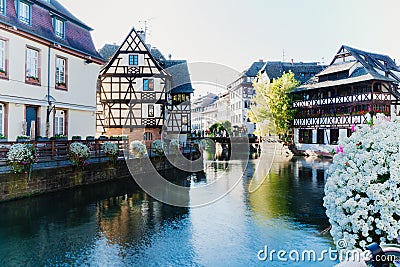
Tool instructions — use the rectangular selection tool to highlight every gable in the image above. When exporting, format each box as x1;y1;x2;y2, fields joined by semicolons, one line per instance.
100;27;169;77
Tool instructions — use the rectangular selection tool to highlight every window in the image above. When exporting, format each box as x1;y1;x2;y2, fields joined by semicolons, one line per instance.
54;17;65;39
55;57;67;89
0;39;7;77
19;1;31;25
182;115;188;125
0;0;5;15
148;105;154;117
143;79;154;91
129;54;138;65
54;110;65;135
26;47;39;83
143;132;152;140
0;103;3;135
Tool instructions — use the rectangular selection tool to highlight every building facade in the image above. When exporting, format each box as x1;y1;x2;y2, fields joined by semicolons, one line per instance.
0;0;103;140
96;28;194;143
228;60;324;135
292;45;400;150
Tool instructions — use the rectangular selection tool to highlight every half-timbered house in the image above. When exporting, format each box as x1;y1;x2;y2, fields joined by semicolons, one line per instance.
292;45;400;150
97;28;194;143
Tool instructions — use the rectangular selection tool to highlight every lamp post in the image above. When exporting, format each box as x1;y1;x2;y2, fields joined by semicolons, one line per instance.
45;94;56;137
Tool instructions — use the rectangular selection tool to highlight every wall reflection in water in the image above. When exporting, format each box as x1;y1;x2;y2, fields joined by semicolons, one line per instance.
248;156;331;231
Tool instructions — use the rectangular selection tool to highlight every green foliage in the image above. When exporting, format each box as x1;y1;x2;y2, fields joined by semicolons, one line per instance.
247;71;299;136
0;133;6;139
209;120;231;136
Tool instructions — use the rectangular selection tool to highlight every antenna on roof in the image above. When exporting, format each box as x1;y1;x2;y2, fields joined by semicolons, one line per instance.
138;18;155;41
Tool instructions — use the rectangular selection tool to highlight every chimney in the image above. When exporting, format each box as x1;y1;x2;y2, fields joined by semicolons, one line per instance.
259;59;263;62
137;30;146;42
168;54;172;60
291;59;294;66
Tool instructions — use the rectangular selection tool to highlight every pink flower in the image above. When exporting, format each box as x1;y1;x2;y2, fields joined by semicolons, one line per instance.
351;124;355;132
385;116;391;122
336;146;344;154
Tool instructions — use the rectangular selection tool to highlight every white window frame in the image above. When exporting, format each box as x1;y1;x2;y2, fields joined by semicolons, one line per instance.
54;110;65;135
19;1;31;25
0;0;6;15
56;57;66;85
128;54;138;66
54;17;65;39
0;39;5;72
26;47;39;80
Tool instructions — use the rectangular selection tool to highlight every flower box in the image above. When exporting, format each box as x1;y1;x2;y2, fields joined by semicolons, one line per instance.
85;136;95;141
26;76;39;83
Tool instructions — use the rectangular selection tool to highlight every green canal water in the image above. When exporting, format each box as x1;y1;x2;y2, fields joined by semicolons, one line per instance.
0;153;336;266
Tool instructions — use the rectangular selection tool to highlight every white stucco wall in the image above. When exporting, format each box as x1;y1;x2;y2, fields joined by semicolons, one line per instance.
0;28;101;140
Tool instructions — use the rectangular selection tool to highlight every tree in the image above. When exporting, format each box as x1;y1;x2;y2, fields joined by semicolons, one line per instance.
247;71;299;138
209;120;231;137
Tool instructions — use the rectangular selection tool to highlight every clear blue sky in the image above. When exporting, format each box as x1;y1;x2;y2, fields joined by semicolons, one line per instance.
62;0;400;77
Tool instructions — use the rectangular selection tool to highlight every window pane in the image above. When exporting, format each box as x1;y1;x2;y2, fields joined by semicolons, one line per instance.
55;18;64;38
56;57;65;84
0;0;4;14
0;40;5;71
143;79;148;91
19;2;30;24
26;48;38;79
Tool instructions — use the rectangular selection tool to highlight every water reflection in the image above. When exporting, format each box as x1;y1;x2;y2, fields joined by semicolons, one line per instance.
0;155;334;266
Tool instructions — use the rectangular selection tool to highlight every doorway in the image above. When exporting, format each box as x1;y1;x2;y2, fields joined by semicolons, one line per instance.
26;106;38;137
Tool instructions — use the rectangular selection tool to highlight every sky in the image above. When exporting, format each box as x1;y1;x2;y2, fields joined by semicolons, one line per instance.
62;0;400;95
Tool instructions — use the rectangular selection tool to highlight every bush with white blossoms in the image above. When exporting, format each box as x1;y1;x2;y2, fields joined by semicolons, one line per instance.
68;142;90;168
324;113;400;251
7;143;39;175
129;141;147;158
151;140;165;156
169;139;180;152
102;141;119;162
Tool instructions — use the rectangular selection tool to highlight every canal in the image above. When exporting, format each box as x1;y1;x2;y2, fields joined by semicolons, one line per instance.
0;153;335;266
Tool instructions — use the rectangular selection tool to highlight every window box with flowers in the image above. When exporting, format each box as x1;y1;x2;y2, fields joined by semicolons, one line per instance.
56;82;67;90
0;68;7;78
26;76;40;84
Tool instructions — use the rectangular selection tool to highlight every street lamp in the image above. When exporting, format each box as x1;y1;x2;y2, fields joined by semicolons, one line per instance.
44;94;56;137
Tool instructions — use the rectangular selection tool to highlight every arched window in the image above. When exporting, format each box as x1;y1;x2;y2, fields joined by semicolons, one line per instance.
143;132;153;140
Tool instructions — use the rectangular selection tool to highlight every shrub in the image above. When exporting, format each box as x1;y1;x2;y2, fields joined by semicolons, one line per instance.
102;141;119;162
129;141;147;158
68;142;90;168
151;140;165;156
324;113;400;251
7;143;38;179
169;139;180;152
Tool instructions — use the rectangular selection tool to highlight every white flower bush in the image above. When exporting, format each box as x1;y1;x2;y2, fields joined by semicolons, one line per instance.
130;141;147;158
151;140;165;156
7;143;39;174
324;113;400;251
169;139;180;152
102;141;119;162
68;142;90;168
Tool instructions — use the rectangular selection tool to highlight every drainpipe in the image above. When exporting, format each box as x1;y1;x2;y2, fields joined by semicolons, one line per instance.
46;45;51;137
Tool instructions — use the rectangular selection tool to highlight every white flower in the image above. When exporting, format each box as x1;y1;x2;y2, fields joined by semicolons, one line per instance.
129;141;147;158
151;140;165;156
102;141;119;158
324;113;400;251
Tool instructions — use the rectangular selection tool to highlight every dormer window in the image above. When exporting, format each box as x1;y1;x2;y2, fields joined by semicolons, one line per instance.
0;0;6;15
18;1;31;25
54;17;65;39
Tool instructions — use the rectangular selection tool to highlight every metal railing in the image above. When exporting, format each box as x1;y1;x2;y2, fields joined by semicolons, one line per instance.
0;139;129;166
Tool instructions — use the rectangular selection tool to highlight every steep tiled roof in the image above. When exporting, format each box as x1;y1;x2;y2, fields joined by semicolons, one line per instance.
262;61;325;84
0;0;102;60
99;44;119;61
245;62;265;77
150;47;194;94
163;60;194;94
296;45;400;92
